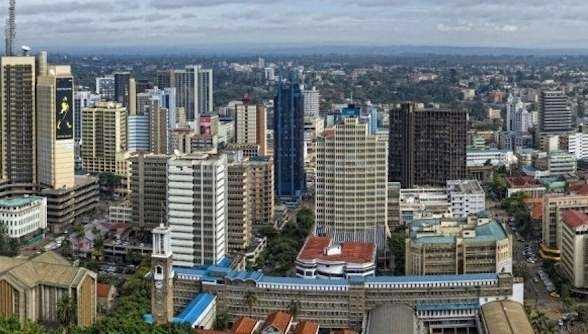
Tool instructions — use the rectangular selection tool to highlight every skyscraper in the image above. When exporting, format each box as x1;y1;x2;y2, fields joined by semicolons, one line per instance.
36;65;75;189
167;153;227;267
540;90;572;134
174;65;213;122
234;98;267;155
113;72;131;107
389;103;466;188
274;81;305;204
148;99;169;155
129;153;167;231
81;102;127;175
1;56;36;186
74;91;100;145
302;86;320;117
315;118;388;249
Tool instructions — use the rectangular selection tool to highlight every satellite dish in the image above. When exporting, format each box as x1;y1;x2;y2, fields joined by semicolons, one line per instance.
21;45;31;55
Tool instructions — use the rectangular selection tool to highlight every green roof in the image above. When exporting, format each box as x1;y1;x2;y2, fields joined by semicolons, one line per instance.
411;219;508;245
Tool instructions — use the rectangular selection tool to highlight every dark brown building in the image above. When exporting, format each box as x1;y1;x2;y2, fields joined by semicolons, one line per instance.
129;153;168;231
389;103;466;187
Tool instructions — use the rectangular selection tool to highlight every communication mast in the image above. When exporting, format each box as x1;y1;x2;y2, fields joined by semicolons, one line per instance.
5;0;15;56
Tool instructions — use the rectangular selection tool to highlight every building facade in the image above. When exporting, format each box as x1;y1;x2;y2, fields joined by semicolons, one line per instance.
560;210;588;289
81;102;127;175
539;90;572;134
405;216;512;276
447;180;486;219
315;118;388;249
0;196;46;239
167;153;227;267
129;153;168;231
541;193;588;260
389;103;466;187
274;81;305;204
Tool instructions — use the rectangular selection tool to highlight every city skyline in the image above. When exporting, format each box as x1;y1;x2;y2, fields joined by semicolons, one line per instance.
7;0;588;52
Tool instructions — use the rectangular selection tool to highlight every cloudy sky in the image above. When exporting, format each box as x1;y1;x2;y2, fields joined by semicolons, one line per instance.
8;0;588;51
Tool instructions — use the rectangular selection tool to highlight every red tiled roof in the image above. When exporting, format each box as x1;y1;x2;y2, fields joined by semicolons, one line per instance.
263;311;292;334
297;236;375;264
331;330;357;334
524;198;543;221
570;184;588;195
562;210;588;229
232;316;258;334
295;321;319;334
506;176;540;188
96;283;112;298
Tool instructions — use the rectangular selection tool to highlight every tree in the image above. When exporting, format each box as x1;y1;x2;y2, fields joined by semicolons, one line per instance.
0;225;19;256
57;295;76;333
389;232;406;275
288;300;300;319
214;312;230;330
244;291;257;317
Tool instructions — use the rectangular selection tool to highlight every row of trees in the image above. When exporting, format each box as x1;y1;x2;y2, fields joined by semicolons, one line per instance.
0;225;19;256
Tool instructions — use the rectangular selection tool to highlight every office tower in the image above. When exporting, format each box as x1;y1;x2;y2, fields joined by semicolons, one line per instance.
148;99;169;154
540;90;572;134
128;77;137;115
129;153;167;231
114;72;131;107
274;81;305;204
95;75;114;100
5;0;15;57
506;94;532;133
36;65;75;189
389;103;467;188
135;79;153;94
81;102;127;175
127;114;150;152
174;65;213;122
405;215;512;275
227;157;252;254
167;153;227;267
367;106;378;134
74;91;100;145
541;192;588;259
0;56;36;185
560;210;588;289
258;57;265;69
234;98;267;155
315;118;388;248
155;69;175;89
302;86;320;117
249;156;274;225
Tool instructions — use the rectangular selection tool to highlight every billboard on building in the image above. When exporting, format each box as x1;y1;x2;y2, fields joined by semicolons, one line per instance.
56;77;74;140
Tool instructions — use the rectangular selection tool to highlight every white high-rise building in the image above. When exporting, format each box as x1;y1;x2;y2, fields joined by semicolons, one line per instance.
568;132;588;160
506;94;532;133
302;86;320;117
315;118;388;250
167;153;227;267
447;180;486;219
74;91;101;145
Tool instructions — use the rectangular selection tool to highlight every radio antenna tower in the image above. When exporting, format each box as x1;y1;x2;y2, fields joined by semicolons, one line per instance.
5;0;15;56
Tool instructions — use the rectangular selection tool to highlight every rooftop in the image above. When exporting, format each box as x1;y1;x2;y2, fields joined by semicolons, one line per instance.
232;316;258;334
561;210;588;230
173;293;215;327
297;236;376;264
448;180;483;194
410;217;508;245
263;311;292;334
0;195;44;208
505;176;541;188
294;320;319;334
481;300;533;334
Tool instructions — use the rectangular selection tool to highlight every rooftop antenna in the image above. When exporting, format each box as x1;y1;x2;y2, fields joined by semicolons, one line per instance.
5;0;15;56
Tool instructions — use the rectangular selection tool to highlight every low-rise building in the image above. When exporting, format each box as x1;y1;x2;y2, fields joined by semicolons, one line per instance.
505;176;546;198
0;196;47;240
295;236;376;279
560;210;588;289
479;300;533;334
447;180;485;219
0;252;97;327
466;149;518;168
109;204;132;224
405;216;512;276
262;311;293;334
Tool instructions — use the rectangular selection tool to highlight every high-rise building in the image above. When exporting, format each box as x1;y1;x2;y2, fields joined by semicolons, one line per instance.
36;65;75;189
315;118;388;248
74;91;101;145
129;153;167;231
1;56;36;186
274;81;305;204
227;156;252;254
167;153;227;267
95;75;114;100
81;102;127;175
148;99;169;154
128;77;137;115
114;72;131;107
560;210;588;289
249;156;274;225
155;69;175;89
174;66;213;122
389;103;467;188
539;90;572;134
127;114;150;152
234;98;267;155
302;86;320;117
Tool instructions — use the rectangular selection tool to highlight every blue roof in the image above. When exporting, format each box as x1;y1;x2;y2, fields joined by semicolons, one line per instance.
173;293;215;326
416;301;480;311
216;256;231;268
173;265;498;287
